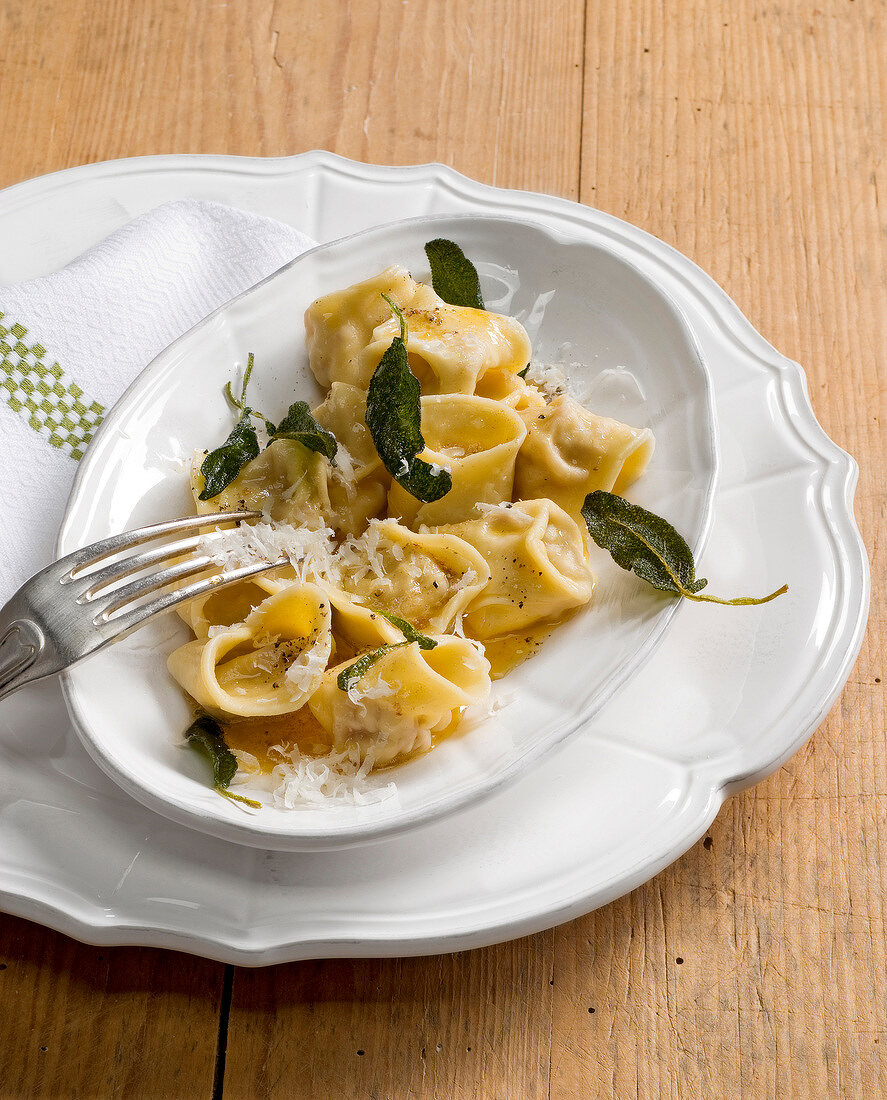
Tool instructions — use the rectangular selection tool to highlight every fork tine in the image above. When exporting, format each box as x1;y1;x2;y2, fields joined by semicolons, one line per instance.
59;510;262;579
74;533;206;599
91;553;217;619
94;557;289;641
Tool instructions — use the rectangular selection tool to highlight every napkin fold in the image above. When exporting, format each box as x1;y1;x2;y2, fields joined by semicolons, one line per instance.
0;200;315;599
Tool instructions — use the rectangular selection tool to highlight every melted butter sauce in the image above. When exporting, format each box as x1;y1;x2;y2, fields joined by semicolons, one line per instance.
482;624;558;679
221;708;332;772
217;620;570;775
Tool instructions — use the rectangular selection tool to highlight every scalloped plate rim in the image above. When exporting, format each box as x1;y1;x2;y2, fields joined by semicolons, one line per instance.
0;153;869;962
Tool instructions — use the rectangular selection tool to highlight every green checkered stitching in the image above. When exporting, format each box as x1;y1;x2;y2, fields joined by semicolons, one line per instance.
0;311;105;461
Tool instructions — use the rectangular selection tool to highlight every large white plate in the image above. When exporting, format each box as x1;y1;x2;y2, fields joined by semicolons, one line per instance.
58;213;716;850
0;154;868;962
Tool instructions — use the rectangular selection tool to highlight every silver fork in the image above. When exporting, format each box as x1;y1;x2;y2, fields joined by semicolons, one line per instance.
0;511;286;701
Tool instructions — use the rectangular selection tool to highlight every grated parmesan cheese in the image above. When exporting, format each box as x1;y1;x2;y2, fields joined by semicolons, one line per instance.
207;622;239;639
332;444;357;488
229;741;398;809
452;567;478;592
326;443;359;504
450;611;487;659
346;672;395;707
335;519;393;585
266;742;398;808
285;631;332;693
280;469;309;500
198;520;338;584
231;748;262;779
252;647;281;674
524;360;569;400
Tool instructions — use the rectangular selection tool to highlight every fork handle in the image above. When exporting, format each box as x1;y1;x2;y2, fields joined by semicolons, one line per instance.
0;618;45;700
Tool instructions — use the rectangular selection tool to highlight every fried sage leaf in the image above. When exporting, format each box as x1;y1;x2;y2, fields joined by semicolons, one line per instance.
581;490;788;606
337;644;402;692
184;713;261;808
337;615;438;692
202;353;339;498
378;611;438;650
199;352;266;500
366;296;452;503
198;412;260;500
268;401;339;464
424;238;485;310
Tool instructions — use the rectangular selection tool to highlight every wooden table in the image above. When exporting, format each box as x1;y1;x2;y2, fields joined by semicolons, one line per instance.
0;1;882;1096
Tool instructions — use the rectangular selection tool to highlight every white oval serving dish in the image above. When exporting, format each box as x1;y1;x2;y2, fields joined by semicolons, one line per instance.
58;213;717;850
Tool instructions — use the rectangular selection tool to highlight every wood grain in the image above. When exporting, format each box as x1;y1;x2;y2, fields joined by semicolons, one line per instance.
0;0;584;198
566;2;886;1096
223;941;556;1099
0;913;225;1099
0;0;883;1096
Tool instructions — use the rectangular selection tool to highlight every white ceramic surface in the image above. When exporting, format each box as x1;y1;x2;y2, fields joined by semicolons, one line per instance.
0;154;868;963
58;213;717;850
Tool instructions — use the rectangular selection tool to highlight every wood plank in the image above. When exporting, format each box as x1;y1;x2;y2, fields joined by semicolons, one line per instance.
224;941;554;1099
550;0;886;1095
216;0;584;1095
0;913;225;1099
0;0;584;199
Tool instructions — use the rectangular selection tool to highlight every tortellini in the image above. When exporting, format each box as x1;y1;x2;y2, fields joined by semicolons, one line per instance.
514;394;654;519
474;369;547;427
435;499;595;638
306;264;531;394
191;438;329;528
174;260;656;787
308;636;491;766
311;381;392;536
363;298;532;396
336;518;491;632
312;381;388;483
387;395;527;526
177;570;293;639
305;266;435;389
168;584;332;717
192;432;383;539
320;581;404;653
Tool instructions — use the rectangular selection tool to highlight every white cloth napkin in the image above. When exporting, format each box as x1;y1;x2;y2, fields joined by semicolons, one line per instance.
0;200;315;599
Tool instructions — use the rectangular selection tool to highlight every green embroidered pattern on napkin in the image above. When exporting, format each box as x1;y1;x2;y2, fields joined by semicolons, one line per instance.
0;312;105;460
